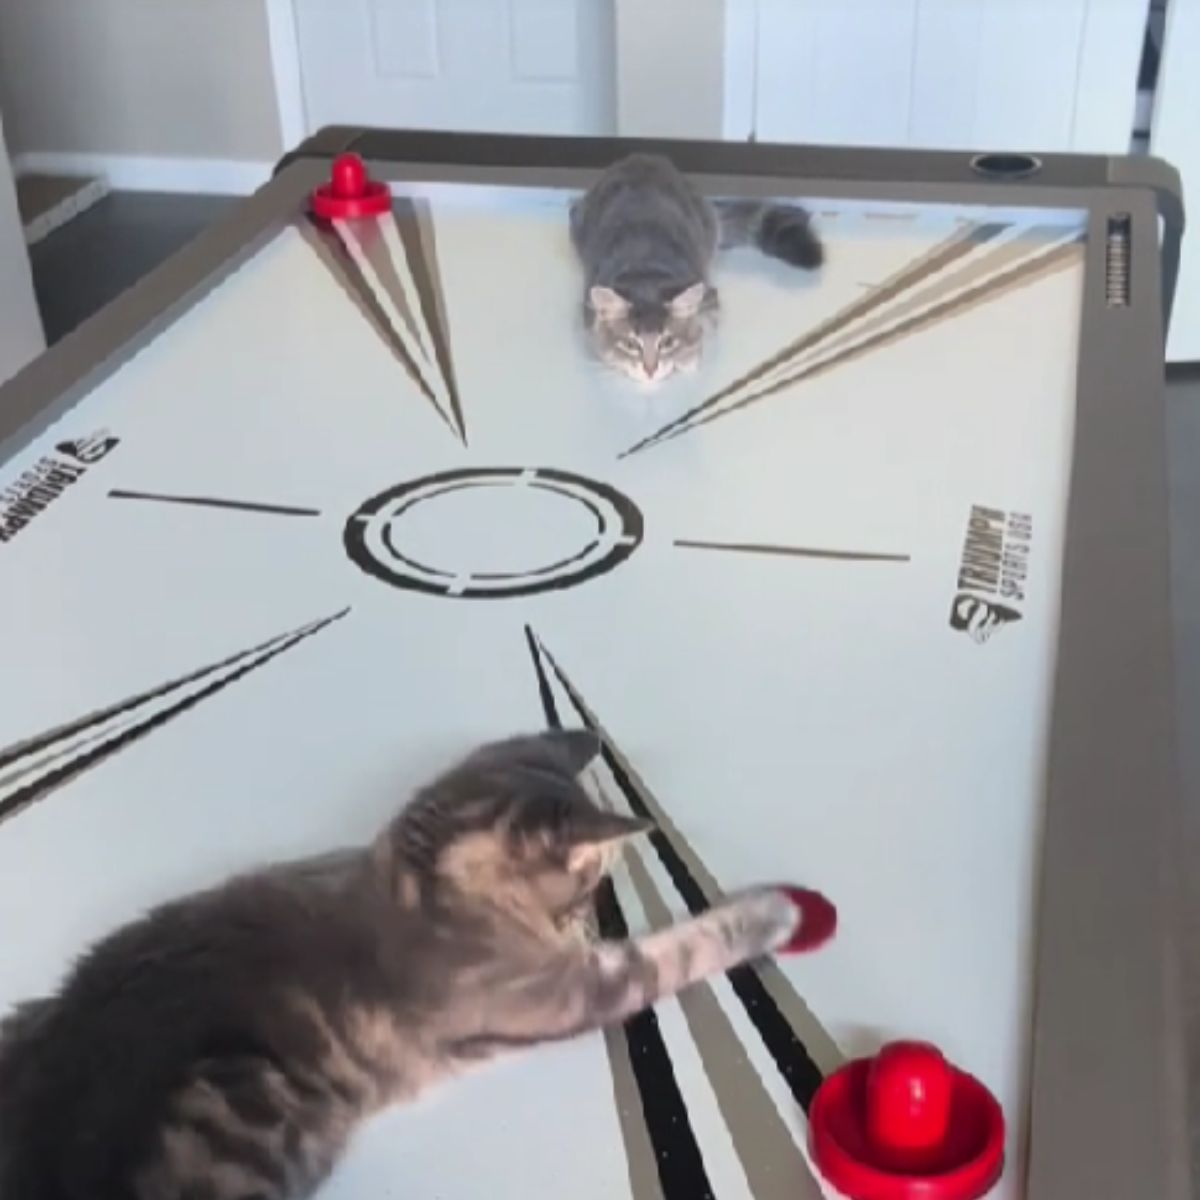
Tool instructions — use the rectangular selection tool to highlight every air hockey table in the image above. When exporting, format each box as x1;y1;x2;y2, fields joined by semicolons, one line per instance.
0;128;1188;1200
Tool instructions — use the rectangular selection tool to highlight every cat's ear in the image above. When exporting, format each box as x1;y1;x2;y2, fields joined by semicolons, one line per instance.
566;809;654;852
542;728;602;774
669;282;709;318
589;286;629;320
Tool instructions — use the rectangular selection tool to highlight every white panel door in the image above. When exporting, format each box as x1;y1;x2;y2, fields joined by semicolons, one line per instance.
752;0;1146;153
0;112;44;387
1152;0;1200;361
294;0;615;136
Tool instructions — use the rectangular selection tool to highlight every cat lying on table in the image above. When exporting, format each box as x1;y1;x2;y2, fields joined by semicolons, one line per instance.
0;729;833;1200
571;153;824;386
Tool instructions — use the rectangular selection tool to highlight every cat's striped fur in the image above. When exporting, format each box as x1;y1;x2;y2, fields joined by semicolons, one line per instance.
0;731;818;1200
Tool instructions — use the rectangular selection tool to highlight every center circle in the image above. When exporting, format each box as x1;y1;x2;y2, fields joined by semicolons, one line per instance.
344;467;644;599
397;481;598;577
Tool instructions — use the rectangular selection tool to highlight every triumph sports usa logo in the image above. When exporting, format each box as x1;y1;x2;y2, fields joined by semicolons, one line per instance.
949;504;1031;644
0;429;119;546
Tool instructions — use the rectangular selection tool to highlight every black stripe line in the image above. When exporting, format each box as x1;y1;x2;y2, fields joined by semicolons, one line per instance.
298;216;455;435
620;221;1009;458
633;230;1075;458
108;490;321;517
0;625;302;773
536;634;826;1113
0;609;350;826
524;626;713;1199
524;625;563;728
675;538;910;564
722;968;826;1113
351;213;429;353
592;884;714;1199
393;200;467;446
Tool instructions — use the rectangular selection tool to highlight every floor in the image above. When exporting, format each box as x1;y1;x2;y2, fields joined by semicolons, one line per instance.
28;190;237;345
19;189;1200;1187
15;172;109;247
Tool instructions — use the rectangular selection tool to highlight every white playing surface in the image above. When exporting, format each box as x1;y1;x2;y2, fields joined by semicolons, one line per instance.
0;179;1087;1199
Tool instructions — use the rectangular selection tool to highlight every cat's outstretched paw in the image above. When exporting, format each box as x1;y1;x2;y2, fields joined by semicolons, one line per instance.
773;885;837;954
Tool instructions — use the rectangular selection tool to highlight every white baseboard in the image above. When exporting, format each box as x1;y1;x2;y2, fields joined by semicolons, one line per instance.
12;152;274;197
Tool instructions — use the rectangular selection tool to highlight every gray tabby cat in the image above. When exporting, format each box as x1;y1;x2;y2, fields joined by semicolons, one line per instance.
570;153;823;384
0;730;833;1200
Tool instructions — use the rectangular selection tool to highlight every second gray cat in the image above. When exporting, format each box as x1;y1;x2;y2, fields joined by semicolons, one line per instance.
570;153;824;385
0;729;834;1200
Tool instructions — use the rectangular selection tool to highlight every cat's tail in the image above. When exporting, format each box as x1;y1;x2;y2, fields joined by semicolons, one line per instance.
715;200;824;269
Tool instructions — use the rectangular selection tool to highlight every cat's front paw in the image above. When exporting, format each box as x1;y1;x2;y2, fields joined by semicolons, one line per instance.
726;886;807;955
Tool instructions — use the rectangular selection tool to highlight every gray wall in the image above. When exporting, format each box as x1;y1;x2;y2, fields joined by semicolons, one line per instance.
0;0;283;160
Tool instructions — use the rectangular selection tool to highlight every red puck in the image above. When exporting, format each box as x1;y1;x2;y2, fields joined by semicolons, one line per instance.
808;1041;1005;1200
311;153;391;220
778;886;838;953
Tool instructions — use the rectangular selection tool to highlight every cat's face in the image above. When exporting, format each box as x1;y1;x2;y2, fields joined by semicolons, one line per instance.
397;731;651;934
588;282;712;386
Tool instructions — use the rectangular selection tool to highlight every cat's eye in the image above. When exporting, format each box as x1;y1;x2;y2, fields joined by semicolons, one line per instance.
660;334;679;353
618;336;640;355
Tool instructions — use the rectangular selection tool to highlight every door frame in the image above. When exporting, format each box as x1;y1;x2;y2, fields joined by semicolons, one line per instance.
265;0;310;155
722;0;758;141
726;0;1152;150
0;108;46;383
268;1;1154;153
269;0;736;147
613;0;729;139
1152;0;1199;361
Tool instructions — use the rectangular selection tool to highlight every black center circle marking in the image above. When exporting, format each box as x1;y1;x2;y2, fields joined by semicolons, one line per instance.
345;467;644;598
